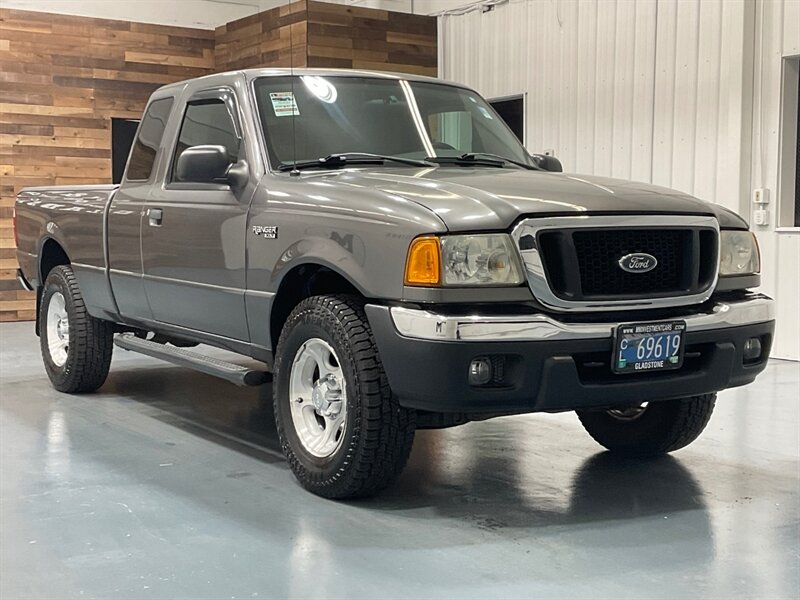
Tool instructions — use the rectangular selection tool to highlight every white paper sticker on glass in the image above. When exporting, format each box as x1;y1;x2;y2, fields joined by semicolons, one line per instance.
270;92;300;117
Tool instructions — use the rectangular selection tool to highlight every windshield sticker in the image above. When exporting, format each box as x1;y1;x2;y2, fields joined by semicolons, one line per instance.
477;106;494;119
270;92;300;117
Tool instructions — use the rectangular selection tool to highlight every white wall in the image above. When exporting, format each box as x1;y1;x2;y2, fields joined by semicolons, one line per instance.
440;0;800;359
750;0;800;360
0;0;286;28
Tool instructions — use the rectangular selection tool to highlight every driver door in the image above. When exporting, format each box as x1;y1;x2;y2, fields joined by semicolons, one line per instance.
141;87;250;341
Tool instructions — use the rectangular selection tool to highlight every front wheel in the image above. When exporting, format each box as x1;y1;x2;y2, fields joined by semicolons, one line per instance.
273;295;416;499
576;394;716;457
39;265;113;393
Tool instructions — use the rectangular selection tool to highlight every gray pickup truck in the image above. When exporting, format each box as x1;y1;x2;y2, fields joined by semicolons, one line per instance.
15;68;774;499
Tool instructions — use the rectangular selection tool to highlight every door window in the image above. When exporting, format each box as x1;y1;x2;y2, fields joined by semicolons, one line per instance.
126;97;173;181
171;98;240;181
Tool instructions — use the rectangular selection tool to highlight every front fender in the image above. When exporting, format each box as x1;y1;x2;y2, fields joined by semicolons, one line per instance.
270;234;372;296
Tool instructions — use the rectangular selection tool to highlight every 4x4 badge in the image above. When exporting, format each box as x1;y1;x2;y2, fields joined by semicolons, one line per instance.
252;225;278;239
618;252;657;273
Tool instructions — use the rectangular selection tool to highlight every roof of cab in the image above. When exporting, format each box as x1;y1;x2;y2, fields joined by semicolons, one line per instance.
155;67;468;94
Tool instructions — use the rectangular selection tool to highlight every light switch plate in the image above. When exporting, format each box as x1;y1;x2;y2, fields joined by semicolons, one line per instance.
753;188;770;205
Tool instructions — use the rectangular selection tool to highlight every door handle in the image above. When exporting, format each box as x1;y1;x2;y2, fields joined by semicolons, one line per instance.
146;208;163;227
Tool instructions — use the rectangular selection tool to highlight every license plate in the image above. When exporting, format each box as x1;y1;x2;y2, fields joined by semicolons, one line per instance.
613;320;686;374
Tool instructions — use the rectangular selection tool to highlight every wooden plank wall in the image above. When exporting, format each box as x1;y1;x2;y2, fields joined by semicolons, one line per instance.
1;2;436;323
305;1;437;76
216;0;437;76
0;9;215;322
215;1;308;71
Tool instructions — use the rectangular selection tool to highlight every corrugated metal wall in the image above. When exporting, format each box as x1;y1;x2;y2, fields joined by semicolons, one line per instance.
440;0;800;359
751;0;800;360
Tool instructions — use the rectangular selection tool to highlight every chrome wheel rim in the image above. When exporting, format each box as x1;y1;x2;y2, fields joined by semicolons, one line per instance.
288;338;347;458
46;292;69;367
607;403;649;421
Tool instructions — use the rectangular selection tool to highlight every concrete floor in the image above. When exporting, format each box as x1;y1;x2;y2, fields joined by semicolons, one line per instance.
1;321;798;600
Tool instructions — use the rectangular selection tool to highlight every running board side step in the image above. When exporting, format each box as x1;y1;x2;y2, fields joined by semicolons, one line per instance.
114;334;271;386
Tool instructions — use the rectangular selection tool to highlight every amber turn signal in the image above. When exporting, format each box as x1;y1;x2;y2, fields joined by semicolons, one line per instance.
404;236;441;286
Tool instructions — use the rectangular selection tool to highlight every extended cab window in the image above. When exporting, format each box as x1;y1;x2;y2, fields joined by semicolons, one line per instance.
171;99;239;180
126;97;173;181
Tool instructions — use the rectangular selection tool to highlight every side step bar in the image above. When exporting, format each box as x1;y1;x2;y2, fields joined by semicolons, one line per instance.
114;334;271;386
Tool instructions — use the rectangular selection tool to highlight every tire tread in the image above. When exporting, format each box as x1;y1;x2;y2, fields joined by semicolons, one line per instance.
577;393;716;456
274;294;415;499
41;265;113;393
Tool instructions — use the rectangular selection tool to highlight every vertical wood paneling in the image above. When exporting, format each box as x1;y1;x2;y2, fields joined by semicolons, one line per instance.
0;8;215;321
2;1;435;323
215;1;308;71
215;1;436;76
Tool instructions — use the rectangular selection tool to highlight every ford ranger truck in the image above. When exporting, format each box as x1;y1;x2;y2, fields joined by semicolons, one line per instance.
14;69;775;499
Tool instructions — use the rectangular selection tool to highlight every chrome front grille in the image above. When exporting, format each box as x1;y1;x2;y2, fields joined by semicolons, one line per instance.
511;215;720;311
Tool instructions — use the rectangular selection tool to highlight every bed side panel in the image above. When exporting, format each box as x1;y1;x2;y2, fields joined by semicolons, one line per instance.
15;185;119;319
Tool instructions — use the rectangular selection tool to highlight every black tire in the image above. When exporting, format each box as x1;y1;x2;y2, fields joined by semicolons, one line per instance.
39;265;113;393
273;294;416;499
576;394;716;457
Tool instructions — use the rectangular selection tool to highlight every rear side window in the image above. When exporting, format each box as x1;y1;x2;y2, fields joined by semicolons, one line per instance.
126;97;174;181
171;99;239;180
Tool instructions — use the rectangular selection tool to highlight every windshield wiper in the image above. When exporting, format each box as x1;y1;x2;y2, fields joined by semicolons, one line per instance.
426;153;541;170
278;153;434;172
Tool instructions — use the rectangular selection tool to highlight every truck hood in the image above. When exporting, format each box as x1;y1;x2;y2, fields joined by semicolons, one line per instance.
309;167;747;231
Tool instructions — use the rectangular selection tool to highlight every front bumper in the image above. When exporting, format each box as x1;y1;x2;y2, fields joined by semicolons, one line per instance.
365;294;775;414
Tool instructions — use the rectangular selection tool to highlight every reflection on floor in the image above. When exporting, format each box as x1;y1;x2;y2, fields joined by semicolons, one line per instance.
1;321;798;599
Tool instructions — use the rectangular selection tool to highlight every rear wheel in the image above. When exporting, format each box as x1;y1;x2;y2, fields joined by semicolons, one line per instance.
576;394;716;456
273;295;416;499
39;265;113;393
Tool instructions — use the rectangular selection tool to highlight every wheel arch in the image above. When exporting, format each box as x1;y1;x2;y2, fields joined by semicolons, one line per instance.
269;262;364;352
36;237;71;336
39;237;71;282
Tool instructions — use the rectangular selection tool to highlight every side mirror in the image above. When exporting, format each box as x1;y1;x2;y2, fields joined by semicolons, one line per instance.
531;153;563;173
226;159;249;194
175;145;230;183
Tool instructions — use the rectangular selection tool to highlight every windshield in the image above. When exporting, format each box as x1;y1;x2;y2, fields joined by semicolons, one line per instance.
253;75;533;168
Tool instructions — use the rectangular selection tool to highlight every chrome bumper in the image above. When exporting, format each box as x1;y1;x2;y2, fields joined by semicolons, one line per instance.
390;295;774;342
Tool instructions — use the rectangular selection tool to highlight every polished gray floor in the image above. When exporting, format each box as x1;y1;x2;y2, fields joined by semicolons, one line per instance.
1;321;798;600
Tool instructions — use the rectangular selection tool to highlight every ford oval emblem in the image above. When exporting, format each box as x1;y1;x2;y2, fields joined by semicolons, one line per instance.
618;252;658;273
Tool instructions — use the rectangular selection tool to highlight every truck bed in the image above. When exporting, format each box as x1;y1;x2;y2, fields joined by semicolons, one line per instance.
15;184;119;316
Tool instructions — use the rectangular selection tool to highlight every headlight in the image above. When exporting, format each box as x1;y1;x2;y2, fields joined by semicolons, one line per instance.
719;230;760;276
404;234;524;287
